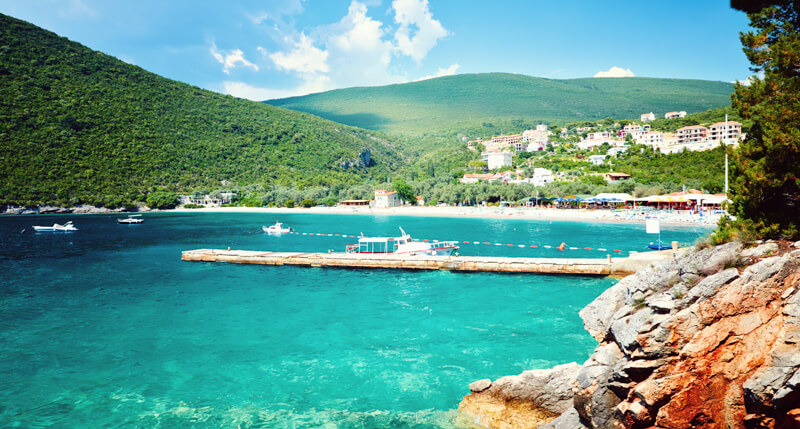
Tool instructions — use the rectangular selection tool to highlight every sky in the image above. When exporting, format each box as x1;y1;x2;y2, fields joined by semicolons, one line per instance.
0;0;754;101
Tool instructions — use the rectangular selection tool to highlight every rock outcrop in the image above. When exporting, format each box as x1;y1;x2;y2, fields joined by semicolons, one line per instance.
460;241;800;428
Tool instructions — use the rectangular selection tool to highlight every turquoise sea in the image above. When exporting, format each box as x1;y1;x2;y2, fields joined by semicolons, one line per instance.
0;213;709;427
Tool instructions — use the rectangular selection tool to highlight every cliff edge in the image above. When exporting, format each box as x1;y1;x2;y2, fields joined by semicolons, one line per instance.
460;240;800;428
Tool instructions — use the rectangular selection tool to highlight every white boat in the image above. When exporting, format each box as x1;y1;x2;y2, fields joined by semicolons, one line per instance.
345;227;458;256
262;221;292;235
117;215;144;224
33;221;78;232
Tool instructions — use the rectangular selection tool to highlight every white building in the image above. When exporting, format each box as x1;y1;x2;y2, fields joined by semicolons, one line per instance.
536;124;549;133
640;112;656;122
665;111;687;119
482;151;514;170
607;146;629;157
586;131;614;140
374;190;401;208
588;155;606;165
707;121;742;144
530;168;555;187
635;131;664;147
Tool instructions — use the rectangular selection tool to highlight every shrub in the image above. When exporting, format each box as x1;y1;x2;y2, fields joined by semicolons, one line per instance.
299;199;317;208
284;199;295;208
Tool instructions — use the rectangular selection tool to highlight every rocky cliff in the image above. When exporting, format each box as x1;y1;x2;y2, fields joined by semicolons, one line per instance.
460;240;800;428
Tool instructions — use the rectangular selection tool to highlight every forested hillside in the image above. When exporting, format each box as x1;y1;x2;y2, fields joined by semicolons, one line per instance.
266;73;734;136
0;14;406;208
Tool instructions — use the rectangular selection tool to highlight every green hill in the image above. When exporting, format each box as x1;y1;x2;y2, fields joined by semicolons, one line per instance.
266;73;734;136
0;13;406;208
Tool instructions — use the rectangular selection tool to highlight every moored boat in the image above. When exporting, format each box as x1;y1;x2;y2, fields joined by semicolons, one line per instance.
117;215;144;224
262;221;292;235
33;221;78;232
345;227;458;256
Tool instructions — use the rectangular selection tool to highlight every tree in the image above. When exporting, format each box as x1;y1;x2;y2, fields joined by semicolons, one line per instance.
392;177;416;205
730;0;800;238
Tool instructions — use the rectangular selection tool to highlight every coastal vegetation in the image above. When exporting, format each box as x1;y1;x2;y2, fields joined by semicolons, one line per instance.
0;13;406;209
728;0;800;239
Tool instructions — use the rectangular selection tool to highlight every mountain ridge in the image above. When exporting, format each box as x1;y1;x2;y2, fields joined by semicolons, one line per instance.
266;73;734;136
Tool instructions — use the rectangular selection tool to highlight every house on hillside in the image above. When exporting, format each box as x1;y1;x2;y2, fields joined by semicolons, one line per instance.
707;121;742;144
460;173;495;184
482;151;513;170
640;112;656;122
665;111;687;119
374;190;401;208
604;172;631;182
588;155;606;165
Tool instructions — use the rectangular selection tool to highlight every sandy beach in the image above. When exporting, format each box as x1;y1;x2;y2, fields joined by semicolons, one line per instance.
170;205;723;227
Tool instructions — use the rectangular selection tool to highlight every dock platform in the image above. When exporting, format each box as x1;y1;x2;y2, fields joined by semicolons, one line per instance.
181;249;678;276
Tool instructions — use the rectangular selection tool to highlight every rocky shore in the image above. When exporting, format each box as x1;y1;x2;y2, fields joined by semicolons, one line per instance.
1;205;146;215
460;240;800;428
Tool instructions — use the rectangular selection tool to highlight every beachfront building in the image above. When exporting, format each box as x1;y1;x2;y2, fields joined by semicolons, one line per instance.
675;125;708;144
707;121;742;144
338;199;370;207
374;190;401;208
482;151;513;170
179;193;236;207
588;154;606;165
665;111;687;119
640;112;656;122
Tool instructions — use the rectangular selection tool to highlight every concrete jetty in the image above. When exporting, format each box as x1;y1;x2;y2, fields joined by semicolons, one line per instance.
181;248;681;276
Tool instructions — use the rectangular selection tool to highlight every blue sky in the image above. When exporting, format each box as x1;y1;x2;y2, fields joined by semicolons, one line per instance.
0;0;753;101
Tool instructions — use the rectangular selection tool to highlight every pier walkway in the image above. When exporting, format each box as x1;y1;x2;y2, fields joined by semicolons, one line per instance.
181;248;679;276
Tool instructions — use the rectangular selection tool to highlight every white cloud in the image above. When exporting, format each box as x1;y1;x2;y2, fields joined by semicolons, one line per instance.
247;11;270;25
321;1;399;87
223;77;330;101
415;63;459;81
210;42;259;74
594;66;635;78
392;0;448;62
223;0;450;99
269;33;329;74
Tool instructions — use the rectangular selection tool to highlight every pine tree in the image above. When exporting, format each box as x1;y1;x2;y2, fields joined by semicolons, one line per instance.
730;0;800;238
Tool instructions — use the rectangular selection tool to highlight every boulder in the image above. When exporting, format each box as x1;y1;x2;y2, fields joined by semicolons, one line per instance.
742;241;780;258
469;379;492;393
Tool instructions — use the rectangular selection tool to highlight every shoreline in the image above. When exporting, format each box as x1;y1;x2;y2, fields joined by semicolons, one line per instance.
1;204;721;228
171;205;722;227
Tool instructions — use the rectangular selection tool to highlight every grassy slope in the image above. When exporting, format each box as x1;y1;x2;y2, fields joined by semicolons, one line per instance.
267;73;734;136
0;13;406;207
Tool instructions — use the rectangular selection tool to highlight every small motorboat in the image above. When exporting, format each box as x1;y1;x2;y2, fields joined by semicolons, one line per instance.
648;242;671;251
262;222;292;235
117;215;144;224
33;221;78;232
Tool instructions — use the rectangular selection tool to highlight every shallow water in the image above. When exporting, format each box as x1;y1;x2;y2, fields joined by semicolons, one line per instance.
0;213;709;427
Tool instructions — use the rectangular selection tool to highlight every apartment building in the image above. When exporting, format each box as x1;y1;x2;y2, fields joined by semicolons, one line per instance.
707;121;742;143
675;125;708;144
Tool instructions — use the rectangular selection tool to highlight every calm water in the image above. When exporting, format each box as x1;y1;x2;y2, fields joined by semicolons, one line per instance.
0;213;709;427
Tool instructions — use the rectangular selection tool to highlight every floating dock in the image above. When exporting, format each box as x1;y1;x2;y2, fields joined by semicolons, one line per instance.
181;249;678;276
